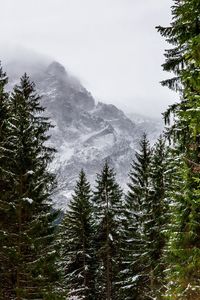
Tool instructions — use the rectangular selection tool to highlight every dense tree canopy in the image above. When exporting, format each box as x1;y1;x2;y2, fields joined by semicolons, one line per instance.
157;0;200;298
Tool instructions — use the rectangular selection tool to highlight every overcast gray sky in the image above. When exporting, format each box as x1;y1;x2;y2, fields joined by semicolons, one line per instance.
0;0;177;118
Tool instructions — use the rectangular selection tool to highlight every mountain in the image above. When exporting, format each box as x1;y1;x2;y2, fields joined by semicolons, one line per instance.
5;60;163;210
127;112;164;142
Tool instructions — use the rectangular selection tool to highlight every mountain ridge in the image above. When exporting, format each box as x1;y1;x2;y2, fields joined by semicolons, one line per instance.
4;59;163;210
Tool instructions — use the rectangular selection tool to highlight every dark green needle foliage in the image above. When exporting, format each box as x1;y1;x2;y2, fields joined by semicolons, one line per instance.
148;136;172;298
157;1;200;298
0;73;61;299
123;134;171;299
93;162;124;300
124;133;152;299
60;169;95;300
0;63;16;299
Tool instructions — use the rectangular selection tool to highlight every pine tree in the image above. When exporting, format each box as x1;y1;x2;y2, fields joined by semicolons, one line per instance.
123;135;172;299
0;64;16;299
147;136;172;298
1;74;61;299
157;1;200;298
123;133;152;299
93;162;124;300
156;0;200;152
60;169;95;300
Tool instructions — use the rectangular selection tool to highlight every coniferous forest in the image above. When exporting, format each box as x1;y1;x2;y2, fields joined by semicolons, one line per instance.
0;0;200;299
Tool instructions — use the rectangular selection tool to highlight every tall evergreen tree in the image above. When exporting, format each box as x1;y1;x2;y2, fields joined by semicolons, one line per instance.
1;74;61;299
147;136;172;298
123;135;172;299
0;63;10;208
157;0;200;155
123;133;152;299
93;162;124;300
60;169;95;300
0;64;16;299
157;1;200;298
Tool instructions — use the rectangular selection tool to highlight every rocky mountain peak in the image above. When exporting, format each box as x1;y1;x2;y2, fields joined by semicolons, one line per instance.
4;57;163;210
33;61;95;114
46;61;68;78
95;102;124;120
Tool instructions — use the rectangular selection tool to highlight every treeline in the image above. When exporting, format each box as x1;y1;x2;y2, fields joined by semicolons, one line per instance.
0;71;61;299
58;135;174;300
0;0;200;299
0;67;197;300
0;69;173;300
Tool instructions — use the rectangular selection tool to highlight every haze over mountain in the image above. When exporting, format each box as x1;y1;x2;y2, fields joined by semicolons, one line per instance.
4;56;163;209
0;0;176;119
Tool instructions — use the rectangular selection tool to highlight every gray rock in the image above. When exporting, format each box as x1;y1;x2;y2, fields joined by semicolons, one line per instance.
5;60;163;210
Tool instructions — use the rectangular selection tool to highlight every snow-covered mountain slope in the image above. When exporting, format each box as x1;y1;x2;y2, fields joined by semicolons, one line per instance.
5;60;163;210
127;112;164;143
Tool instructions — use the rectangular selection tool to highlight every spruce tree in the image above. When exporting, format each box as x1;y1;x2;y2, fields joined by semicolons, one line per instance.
93;162;124;300
60;169;95;300
0;64;16;299
123;135;172;299
123;133;152;299
147;136;172;298
1;74;61;299
157;1;200;298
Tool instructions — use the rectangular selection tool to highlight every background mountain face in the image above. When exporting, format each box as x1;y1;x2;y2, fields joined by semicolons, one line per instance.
6;60;163;210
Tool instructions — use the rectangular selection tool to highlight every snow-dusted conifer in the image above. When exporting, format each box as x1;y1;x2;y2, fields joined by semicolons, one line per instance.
158;0;200;298
146;136;172;298
0;64;16;299
93;162;124;300
60;169;95;300
123;133;152;299
0;74;61;299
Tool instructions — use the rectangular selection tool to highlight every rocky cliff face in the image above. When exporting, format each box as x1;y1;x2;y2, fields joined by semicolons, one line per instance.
5;60;163;210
